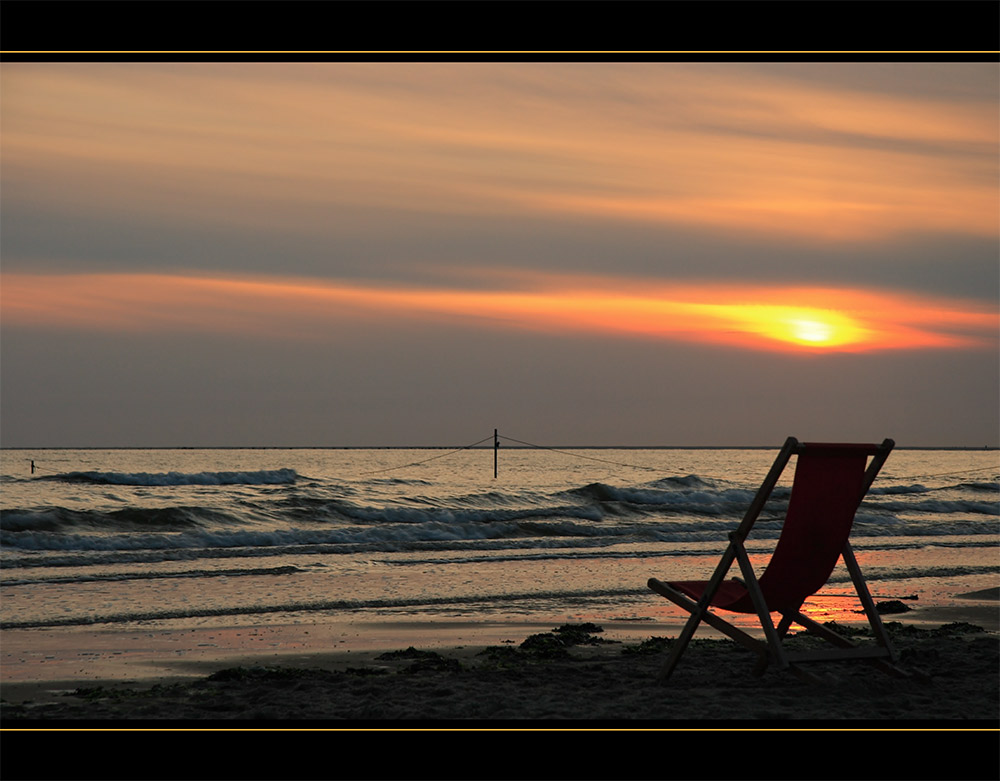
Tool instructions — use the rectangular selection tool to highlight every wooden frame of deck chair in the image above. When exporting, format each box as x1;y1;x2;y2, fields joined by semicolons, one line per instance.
648;436;905;683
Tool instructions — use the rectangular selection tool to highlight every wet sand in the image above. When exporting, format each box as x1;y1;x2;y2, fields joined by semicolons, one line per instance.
1;596;997;722
2;597;997;781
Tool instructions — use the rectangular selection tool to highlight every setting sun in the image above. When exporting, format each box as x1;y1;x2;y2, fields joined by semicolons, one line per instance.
789;319;834;344
2;271;995;355
0;59;997;453
681;301;875;351
765;309;867;348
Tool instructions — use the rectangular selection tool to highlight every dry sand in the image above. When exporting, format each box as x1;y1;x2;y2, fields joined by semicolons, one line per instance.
1;597;997;724
3;624;997;723
2;597;997;781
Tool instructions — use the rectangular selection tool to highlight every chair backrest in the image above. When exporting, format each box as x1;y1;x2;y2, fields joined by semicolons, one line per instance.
755;442;887;612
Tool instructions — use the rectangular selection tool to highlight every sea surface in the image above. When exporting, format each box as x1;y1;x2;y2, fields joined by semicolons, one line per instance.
2;442;998;632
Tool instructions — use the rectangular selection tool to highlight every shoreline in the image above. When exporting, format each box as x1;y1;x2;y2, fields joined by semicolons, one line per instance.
1;595;997;723
3;595;997;702
1;616;673;703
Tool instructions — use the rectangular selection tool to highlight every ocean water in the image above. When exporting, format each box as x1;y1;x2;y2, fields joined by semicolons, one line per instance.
1;443;998;633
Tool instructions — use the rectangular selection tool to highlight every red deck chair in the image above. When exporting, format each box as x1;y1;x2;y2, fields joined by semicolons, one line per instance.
648;436;903;682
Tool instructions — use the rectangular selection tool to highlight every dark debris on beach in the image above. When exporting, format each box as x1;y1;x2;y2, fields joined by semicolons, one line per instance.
2;622;998;722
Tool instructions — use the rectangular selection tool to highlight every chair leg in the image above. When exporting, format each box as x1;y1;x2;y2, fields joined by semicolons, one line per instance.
752;612;798;676
649;578;771;681
842;542;898;662
733;542;790;672
776;611;796;639
787;609;911;678
658;604;704;682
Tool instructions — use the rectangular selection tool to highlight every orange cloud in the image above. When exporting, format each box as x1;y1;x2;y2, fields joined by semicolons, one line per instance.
3;271;995;354
2;64;996;243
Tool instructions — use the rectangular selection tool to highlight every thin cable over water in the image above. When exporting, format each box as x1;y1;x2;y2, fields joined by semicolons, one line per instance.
21;435;999;484
361;435;495;475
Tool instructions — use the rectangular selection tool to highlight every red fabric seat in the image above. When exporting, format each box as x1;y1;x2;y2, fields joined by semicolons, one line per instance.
667;444;871;614
648;438;900;681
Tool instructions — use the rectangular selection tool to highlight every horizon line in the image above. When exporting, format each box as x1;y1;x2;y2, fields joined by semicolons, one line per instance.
2;444;997;451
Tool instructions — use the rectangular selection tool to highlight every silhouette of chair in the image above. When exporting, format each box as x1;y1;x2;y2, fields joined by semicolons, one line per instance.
648;436;903;682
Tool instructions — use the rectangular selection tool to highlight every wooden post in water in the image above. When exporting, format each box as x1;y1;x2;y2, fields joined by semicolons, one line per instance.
494;429;499;479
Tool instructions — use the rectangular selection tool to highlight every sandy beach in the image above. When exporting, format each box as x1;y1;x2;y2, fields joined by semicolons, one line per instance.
2;590;997;723
2;593;998;781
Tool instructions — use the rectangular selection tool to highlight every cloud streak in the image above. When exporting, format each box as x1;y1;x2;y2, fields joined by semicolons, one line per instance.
3;63;996;247
4;271;995;354
1;62;996;447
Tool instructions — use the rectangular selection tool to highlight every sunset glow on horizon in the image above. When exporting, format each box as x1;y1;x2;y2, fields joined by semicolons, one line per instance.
2;61;996;447
3;271;995;354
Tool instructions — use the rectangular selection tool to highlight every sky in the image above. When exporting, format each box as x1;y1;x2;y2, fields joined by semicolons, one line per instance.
1;61;998;448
